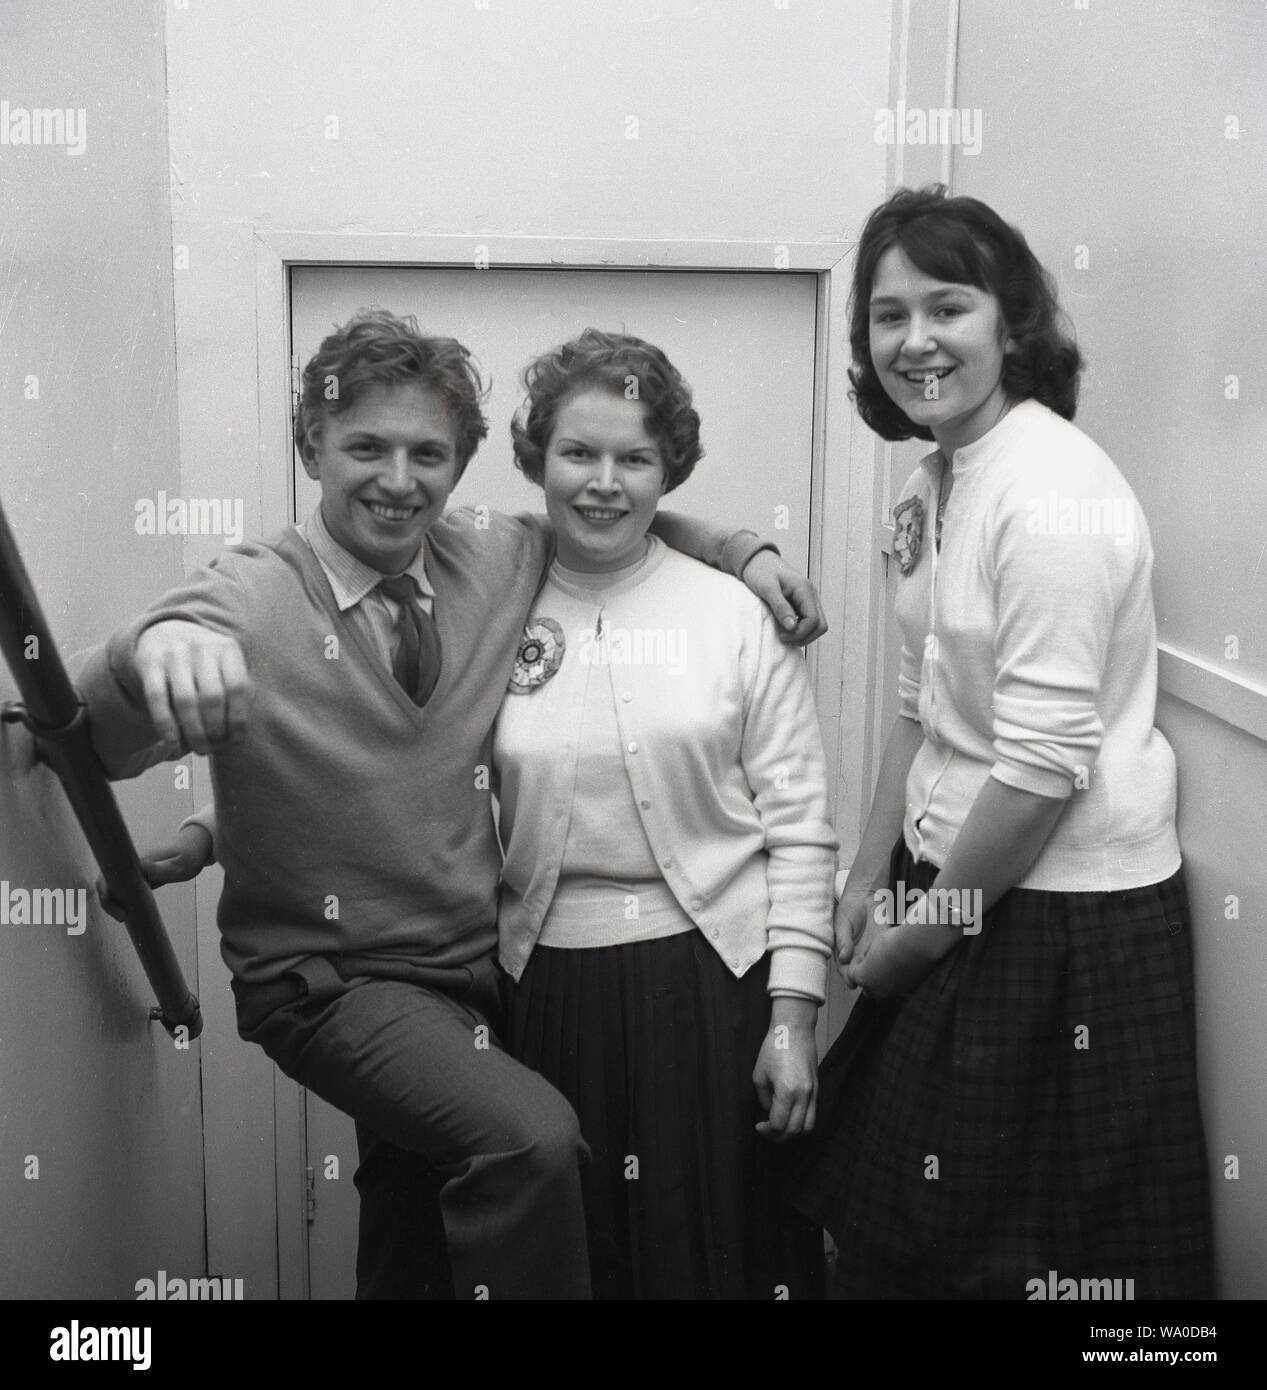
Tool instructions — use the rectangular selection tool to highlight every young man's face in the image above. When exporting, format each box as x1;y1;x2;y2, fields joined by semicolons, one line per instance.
302;382;462;573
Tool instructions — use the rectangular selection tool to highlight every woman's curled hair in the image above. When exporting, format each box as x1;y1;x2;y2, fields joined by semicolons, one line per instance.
512;329;702;492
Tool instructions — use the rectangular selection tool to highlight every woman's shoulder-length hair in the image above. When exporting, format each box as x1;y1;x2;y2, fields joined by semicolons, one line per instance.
850;185;1084;442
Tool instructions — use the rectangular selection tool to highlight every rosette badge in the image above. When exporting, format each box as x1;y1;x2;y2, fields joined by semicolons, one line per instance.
892;495;925;576
507;617;565;694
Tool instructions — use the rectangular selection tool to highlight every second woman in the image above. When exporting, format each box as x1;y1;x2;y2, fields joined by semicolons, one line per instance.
494;329;837;1300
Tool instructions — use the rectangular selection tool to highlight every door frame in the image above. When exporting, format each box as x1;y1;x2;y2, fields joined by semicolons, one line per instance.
244;230;881;1295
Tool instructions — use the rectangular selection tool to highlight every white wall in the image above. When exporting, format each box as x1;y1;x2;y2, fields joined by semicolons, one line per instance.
162;0;892;550
0;0;204;1298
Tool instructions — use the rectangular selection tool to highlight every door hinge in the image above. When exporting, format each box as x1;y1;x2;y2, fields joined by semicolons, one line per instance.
304;1164;316;1224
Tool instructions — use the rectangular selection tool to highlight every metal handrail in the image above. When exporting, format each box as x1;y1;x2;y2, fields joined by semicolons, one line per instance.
0;499;202;1038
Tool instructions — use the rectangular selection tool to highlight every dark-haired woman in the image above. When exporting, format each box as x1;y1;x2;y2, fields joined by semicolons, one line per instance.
494;329;837;1299
791;187;1212;1300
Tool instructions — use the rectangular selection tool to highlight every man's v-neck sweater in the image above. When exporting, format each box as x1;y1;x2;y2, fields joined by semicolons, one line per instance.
80;514;553;983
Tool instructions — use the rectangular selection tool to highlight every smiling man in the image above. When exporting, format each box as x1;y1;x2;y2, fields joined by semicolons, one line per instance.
310;380;460;569
76;309;824;1301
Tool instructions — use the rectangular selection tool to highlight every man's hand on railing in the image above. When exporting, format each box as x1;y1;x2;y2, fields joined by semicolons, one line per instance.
136;619;253;756
96;821;215;922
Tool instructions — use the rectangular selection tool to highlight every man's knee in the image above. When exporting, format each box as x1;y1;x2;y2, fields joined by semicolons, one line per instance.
502;1083;587;1181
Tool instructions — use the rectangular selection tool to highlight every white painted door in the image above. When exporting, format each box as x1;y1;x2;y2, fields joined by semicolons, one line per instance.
289;263;820;1296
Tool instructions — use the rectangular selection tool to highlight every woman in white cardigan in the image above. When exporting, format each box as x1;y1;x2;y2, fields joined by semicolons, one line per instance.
495;329;837;1299
791;186;1212;1300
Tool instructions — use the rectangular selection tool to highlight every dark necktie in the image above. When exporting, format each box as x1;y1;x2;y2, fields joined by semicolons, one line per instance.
377;574;441;706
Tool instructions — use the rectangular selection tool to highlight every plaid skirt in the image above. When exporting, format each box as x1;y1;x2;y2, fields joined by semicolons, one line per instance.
789;839;1214;1300
508;929;825;1300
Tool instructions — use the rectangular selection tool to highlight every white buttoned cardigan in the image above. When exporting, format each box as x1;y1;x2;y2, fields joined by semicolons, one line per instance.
494;540;839;1002
895;399;1181;889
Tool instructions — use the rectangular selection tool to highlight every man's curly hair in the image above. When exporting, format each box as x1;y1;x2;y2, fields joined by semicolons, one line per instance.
294;308;489;471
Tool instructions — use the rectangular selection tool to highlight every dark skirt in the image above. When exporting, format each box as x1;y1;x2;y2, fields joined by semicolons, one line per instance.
789;839;1214;1300
508;929;825;1300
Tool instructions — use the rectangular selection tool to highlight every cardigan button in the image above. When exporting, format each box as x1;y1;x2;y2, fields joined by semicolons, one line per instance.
627;742;639;754
661;858;672;869
691;899;702;911
640;800;650;810
711;928;720;939
621;691;632;702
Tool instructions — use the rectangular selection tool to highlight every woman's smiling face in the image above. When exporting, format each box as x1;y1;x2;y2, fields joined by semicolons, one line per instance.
869;245;1013;457
542;389;668;572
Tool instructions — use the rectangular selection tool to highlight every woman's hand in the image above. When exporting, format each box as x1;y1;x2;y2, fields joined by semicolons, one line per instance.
740;550;827;646
845;893;950;998
832;889;877;972
845;925;925;998
96;821;215;922
753;998;819;1141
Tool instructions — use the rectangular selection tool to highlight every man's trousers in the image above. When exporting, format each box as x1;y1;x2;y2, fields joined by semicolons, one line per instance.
233;950;591;1300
